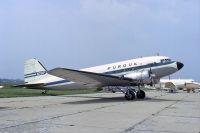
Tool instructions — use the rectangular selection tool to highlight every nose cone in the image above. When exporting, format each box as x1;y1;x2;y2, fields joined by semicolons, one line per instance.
177;62;184;70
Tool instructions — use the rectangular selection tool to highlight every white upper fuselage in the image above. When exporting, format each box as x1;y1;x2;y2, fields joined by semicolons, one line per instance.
81;56;180;79
82;56;170;74
26;56;183;89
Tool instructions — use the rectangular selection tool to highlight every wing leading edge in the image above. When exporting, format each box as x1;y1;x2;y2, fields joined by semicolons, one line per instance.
48;68;138;87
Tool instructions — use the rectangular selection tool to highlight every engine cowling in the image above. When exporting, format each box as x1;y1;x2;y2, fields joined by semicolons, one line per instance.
124;71;150;80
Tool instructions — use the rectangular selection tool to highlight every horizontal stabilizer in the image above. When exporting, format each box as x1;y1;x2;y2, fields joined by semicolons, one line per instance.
13;83;44;88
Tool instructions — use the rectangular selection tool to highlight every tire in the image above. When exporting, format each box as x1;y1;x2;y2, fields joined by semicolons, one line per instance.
112;90;116;93
136;90;145;99
125;90;136;100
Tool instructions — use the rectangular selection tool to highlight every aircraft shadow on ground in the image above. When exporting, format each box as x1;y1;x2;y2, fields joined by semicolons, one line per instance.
61;96;187;105
0;107;9;110
62;97;125;104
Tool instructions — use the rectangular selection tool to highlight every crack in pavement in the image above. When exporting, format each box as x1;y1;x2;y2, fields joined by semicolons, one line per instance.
157;114;200;119
134;129;189;133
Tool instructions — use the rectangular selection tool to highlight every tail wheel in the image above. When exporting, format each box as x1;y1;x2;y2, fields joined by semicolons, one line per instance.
125;90;136;100
136;90;145;99
42;90;48;95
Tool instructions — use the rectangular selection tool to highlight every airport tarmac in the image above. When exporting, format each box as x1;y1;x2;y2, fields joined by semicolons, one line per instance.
0;91;199;133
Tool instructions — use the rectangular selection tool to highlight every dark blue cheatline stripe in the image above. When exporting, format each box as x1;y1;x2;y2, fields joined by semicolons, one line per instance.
24;71;47;78
24;74;37;79
103;61;175;75
44;80;70;86
24;72;37;76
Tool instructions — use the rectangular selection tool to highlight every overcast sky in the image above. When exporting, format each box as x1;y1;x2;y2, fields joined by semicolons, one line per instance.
0;0;200;81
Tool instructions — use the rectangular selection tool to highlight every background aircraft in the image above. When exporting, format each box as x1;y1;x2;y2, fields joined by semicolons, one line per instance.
17;56;184;100
155;79;200;93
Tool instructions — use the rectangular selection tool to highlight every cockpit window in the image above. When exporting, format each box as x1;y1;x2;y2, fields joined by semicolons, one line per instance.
161;59;171;63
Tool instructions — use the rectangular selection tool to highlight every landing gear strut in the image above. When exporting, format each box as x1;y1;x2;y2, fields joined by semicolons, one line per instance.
136;85;146;99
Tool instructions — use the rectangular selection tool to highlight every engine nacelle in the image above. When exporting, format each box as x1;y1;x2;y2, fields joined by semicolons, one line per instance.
124;71;150;80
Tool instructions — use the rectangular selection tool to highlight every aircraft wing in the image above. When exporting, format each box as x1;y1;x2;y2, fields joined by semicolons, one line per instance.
48;68;137;87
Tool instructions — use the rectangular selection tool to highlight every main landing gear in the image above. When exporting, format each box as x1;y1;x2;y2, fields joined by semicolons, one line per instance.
125;89;136;100
124;87;146;100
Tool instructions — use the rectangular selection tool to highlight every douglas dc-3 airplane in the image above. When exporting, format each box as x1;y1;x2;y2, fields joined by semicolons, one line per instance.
17;56;184;100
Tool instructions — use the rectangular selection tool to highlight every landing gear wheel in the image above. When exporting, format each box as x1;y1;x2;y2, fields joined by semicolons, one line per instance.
112;90;116;93
125;90;136;100
136;90;145;99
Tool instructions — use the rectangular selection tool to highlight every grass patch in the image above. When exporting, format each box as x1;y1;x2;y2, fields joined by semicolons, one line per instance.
0;85;155;98
0;85;97;98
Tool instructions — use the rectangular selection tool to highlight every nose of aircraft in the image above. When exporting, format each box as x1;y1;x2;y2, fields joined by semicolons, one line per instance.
177;62;184;70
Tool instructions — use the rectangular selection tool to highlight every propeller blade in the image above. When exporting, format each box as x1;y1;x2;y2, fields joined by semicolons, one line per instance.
149;67;153;86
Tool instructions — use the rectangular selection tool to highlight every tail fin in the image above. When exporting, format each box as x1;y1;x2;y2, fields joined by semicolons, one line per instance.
24;59;48;83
